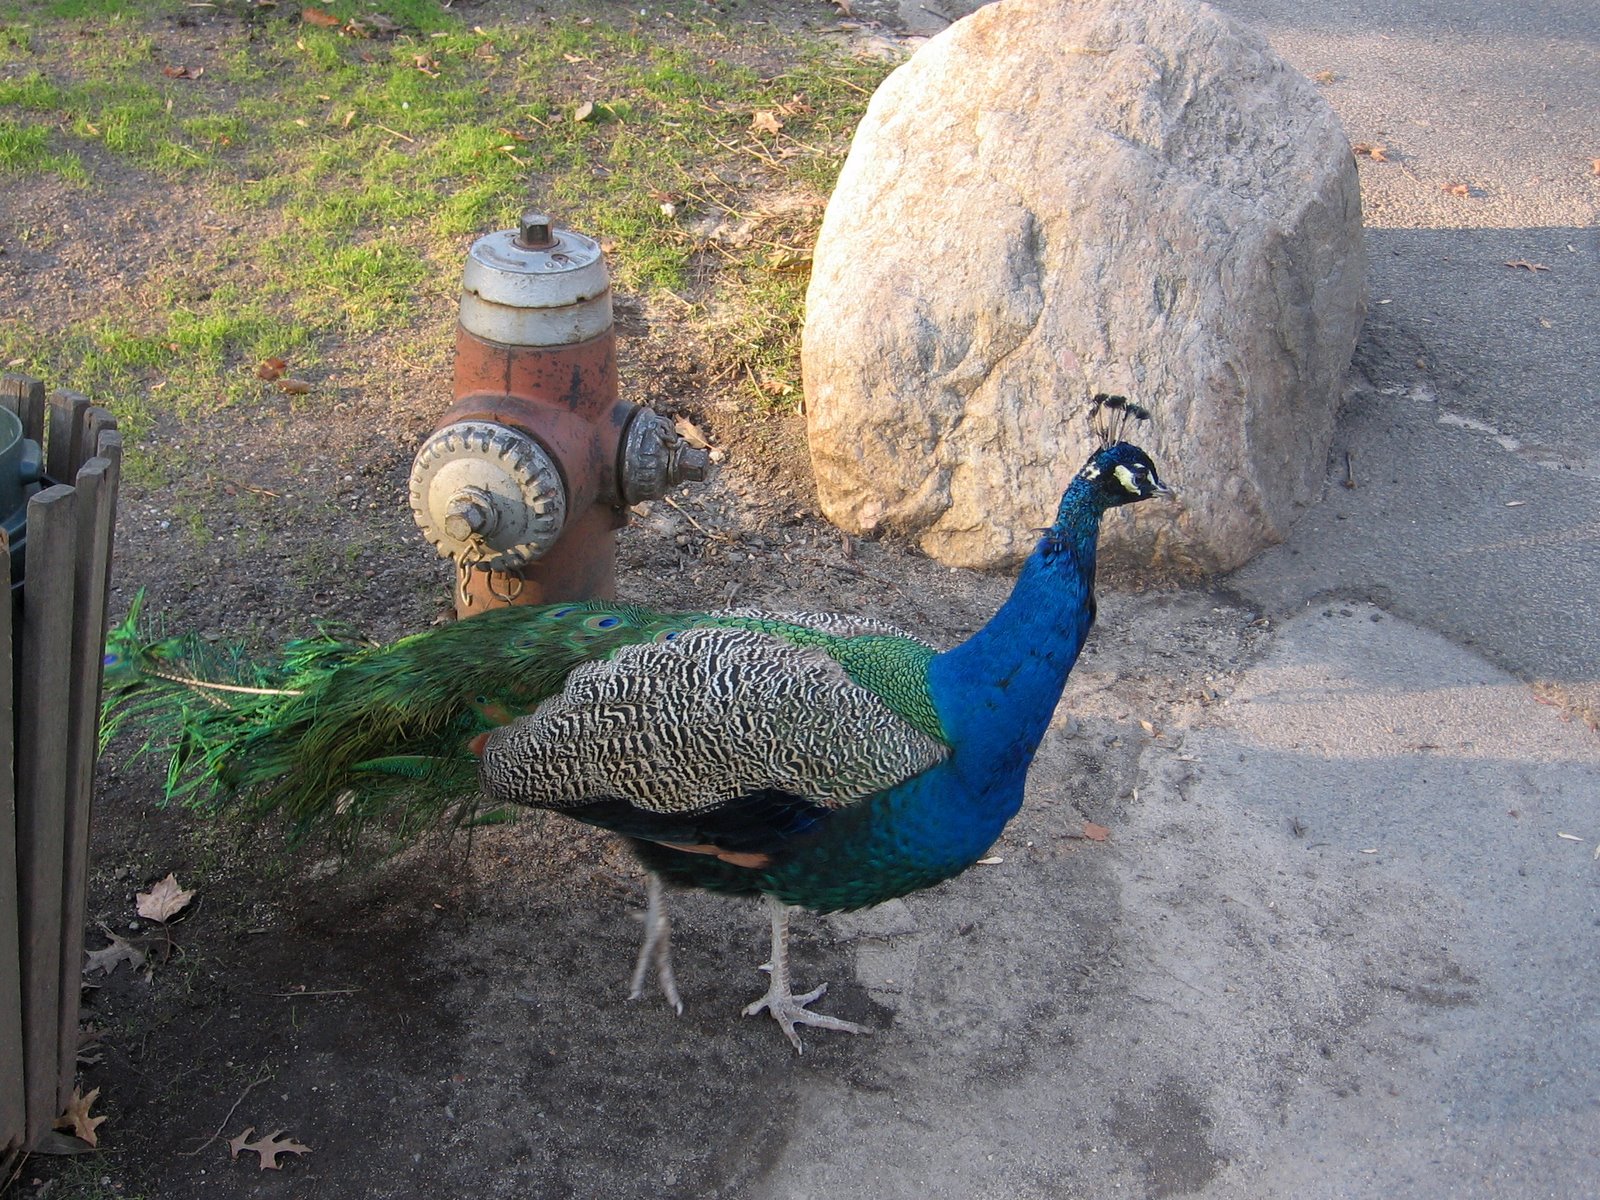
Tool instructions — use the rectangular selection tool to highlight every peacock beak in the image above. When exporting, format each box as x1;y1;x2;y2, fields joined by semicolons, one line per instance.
1152;479;1176;501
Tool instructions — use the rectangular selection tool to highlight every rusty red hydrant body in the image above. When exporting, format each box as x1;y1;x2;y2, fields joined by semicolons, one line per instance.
410;213;706;615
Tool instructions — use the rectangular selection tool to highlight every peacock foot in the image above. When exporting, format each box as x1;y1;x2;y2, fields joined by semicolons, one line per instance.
628;872;682;1015
742;970;869;1053
745;896;870;1052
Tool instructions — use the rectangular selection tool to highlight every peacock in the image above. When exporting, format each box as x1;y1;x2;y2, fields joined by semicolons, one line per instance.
102;397;1172;1050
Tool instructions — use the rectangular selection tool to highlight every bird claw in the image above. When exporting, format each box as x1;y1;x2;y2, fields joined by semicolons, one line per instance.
743;979;870;1053
628;874;683;1015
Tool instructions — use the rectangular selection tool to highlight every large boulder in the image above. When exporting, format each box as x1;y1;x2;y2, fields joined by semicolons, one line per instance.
802;0;1365;574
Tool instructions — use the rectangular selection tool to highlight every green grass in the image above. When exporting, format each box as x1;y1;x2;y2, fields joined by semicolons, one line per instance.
0;1;897;442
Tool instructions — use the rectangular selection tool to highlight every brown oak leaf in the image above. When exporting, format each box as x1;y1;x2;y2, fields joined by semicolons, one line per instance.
301;6;340;27
54;1087;107;1147
1081;821;1111;842
136;873;195;923
750;109;783;135
256;356;287;380
229;1127;312;1170
1352;142;1388;162
84;924;147;977
277;377;313;395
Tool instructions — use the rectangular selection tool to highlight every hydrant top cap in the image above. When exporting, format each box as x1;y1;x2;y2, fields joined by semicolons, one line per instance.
463;225;610;312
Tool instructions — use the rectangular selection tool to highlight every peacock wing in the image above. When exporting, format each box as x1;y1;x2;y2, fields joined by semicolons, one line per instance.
476;625;949;821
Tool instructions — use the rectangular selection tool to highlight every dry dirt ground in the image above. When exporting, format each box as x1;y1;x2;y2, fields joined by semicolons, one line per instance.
10;218;1252;1195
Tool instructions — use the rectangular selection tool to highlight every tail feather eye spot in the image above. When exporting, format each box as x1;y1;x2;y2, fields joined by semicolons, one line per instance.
586;615;622;631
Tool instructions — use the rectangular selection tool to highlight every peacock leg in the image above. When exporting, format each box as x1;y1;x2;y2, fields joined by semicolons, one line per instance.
628;872;683;1015
742;895;869;1052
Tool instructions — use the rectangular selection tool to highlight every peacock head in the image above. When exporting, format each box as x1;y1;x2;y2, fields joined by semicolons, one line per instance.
1076;441;1174;509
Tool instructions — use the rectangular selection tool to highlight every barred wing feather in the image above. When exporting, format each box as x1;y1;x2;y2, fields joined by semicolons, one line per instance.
478;626;948;816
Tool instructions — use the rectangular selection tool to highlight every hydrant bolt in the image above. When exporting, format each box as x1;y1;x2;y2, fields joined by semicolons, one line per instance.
516;210;555;250
444;487;496;541
673;444;711;483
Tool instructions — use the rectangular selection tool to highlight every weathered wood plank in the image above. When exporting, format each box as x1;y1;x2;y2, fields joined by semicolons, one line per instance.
56;458;117;1106
0;531;25;1151
82;409;116;479
44;392;88;484
0;375;45;444
15;484;76;1143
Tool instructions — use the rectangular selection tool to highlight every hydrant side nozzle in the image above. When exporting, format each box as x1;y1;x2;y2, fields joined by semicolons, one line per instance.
617;407;712;505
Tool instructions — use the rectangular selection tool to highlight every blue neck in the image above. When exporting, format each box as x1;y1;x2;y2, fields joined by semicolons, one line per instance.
927;477;1107;788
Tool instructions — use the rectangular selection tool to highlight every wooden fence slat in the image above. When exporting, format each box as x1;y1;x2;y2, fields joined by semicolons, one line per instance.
44;392;89;484
0;534;24;1151
56;457;118;1106
0;375;46;444
81;409;116;479
91;429;123;638
15;485;77;1143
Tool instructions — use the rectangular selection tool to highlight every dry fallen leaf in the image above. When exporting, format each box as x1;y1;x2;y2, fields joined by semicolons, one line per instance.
1442;181;1472;197
1352;142;1388;162
1591;158;1600;176
256;356;287;380
54;1087;107;1147
300;6;340;27
750;109;783;135
830;0;854;15
673;416;715;451
84;926;147;978
413;54;440;76
277;378;314;395
161;65;204;80
573;100;594;123
1081;821;1111;842
230;1127;312;1170
1312;69;1337;84
136;873;195;923
1504;259;1550;273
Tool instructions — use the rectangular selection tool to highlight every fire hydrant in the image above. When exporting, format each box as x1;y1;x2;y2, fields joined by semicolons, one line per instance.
410;211;708;615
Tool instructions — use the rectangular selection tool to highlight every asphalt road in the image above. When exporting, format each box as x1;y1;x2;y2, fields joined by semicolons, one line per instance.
1217;0;1600;722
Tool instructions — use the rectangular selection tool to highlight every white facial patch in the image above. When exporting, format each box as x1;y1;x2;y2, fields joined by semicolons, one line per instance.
1081;461;1102;480
1113;464;1143;494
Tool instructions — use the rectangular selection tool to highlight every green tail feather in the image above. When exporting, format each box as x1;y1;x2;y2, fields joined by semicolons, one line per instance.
99;593;704;848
